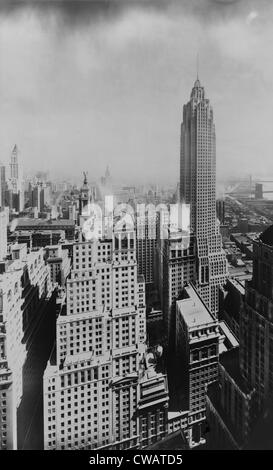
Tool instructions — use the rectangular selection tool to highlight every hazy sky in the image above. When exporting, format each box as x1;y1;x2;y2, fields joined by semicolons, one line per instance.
1;0;273;184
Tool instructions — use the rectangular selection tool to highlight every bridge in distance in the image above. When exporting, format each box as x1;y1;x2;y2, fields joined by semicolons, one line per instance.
225;180;273;198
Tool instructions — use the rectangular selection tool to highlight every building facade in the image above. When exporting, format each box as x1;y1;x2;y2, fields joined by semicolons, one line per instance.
7;145;24;213
219;278;245;340
156;215;196;342
0;244;53;449
43;224;168;450
240;226;273;411
180;78;228;316
175;284;220;447
13;219;75;241
136;206;156;287
44;245;71;287
206;348;256;449
0;164;6;209
0;210;8;260
138;366;169;448
205;225;273;449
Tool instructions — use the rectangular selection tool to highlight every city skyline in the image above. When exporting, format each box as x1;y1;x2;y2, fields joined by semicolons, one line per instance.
1;0;273;455
1;1;273;183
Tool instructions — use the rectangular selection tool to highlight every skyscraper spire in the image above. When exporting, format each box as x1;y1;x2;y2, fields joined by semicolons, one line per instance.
10;144;19;179
105;165;110;179
83;171;88;186
193;53;201;89
8;144;24;211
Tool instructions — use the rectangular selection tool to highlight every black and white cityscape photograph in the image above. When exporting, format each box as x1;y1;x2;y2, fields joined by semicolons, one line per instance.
1;0;273;459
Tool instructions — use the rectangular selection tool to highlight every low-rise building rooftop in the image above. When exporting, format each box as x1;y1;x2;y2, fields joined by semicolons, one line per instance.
176;284;215;329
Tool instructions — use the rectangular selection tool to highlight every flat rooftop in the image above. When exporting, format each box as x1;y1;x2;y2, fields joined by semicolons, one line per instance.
176;284;215;328
11;242;27;250
227;278;245;296
219;320;239;351
10;218;75;228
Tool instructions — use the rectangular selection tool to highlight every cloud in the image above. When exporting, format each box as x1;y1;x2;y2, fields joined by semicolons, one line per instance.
246;10;258;24
0;0;265;29
1;0;273;183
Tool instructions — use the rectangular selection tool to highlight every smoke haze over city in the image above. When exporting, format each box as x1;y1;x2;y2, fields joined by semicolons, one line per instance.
0;0;273;183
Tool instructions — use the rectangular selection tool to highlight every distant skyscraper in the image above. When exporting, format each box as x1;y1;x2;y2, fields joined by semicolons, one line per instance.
28;182;51;213
68;203;77;223
7;145;24;212
180;78;228;316
136;206;157;286
10;145;19;180
101;165;112;189
0;164;6;208
0;210;8;260
216;199;225;225
98;166;113;201
40;185;51;211
79;171;91;216
31;185;41;212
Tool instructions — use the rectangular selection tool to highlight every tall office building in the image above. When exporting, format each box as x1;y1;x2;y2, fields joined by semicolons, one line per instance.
31;185;41;212
7;145;24;212
157;220;196;339
216;199;225;225
180;78;228;316
40;185;51;211
10;145;19;180
43;222;168;450
206;347;256;450
0;164;6;208
205;226;273;449
0;210;8;260
28;182;51;213
240;226;273;411
100;165;112;191
79;172;91;216
175;284;220;447
0;244;54;449
44;245;71;288
136;207;157;286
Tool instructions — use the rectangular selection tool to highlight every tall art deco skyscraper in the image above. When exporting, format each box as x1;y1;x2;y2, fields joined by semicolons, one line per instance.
180;77;227;316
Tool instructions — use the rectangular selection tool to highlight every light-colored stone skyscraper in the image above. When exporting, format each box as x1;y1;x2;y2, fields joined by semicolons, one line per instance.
10;145;19;180
8;145;24;212
0;209;8;260
0;163;6;208
176;284;220;447
0;244;53;449
43;222;168;450
180;78;228;316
